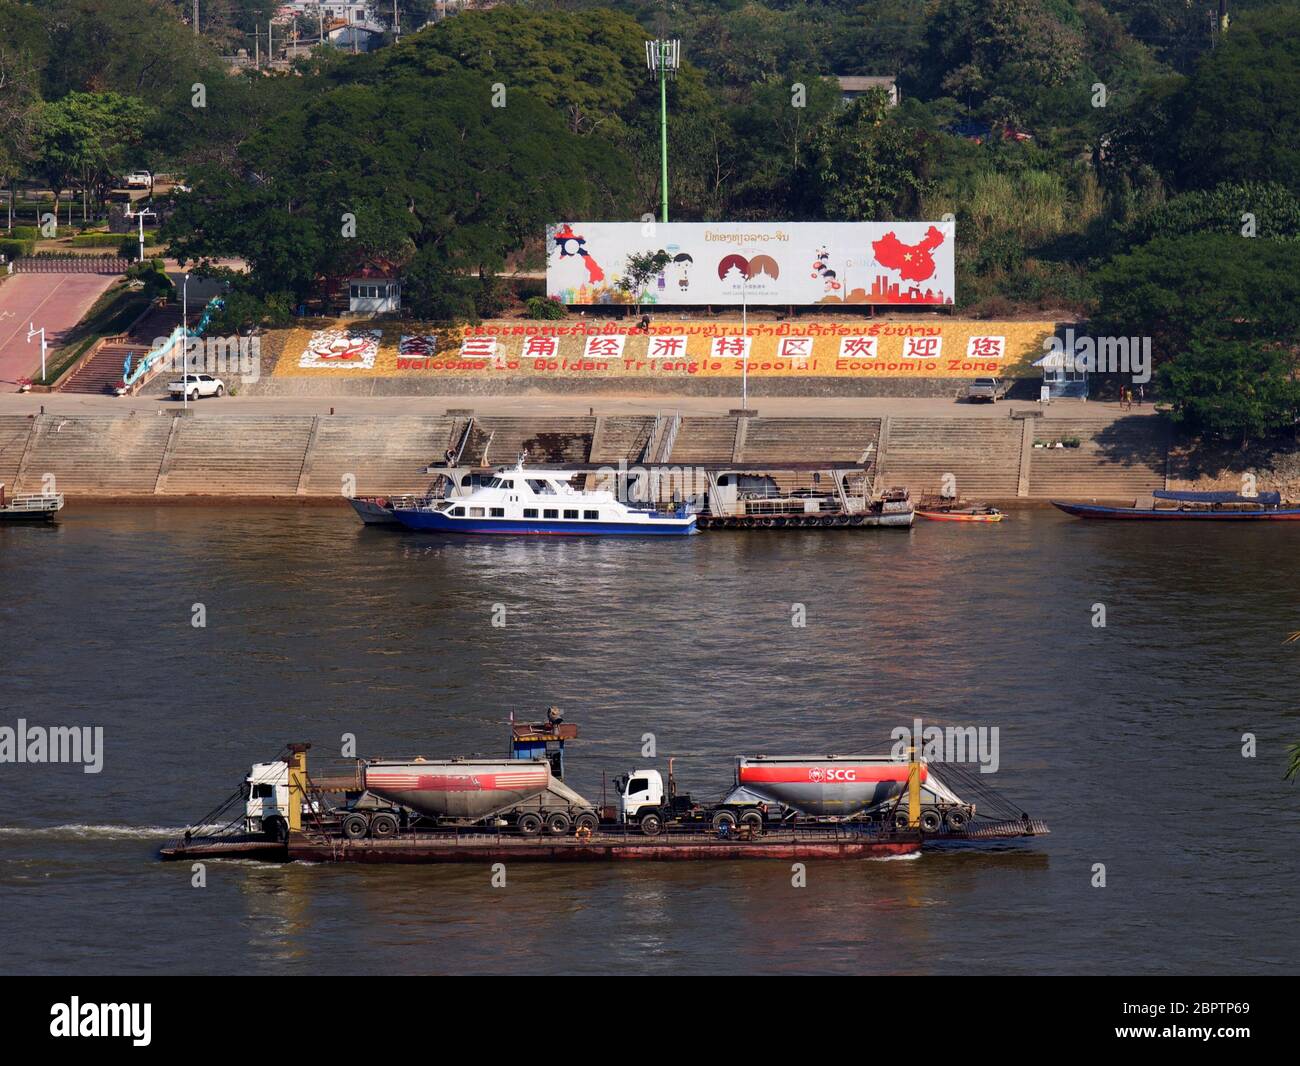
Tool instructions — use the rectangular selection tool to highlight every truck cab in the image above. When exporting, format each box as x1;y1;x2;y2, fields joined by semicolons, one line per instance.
244;761;290;839
615;769;666;828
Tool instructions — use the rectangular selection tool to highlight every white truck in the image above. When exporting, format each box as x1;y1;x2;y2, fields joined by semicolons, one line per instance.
168;374;225;401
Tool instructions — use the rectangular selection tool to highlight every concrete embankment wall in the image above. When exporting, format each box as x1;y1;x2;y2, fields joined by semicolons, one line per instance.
0;412;1171;500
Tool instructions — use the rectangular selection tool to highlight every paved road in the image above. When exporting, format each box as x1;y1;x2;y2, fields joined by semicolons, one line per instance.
0;389;1155;421
0;272;118;387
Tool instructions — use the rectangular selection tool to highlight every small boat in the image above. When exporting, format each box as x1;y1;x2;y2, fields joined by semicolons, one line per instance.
0;483;63;524
391;463;697;536
915;505;1004;523
1053;489;1300;521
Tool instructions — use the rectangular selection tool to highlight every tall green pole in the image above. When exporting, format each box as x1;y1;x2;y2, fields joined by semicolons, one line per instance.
659;43;669;223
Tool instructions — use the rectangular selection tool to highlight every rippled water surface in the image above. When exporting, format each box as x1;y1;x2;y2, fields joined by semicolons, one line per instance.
1;504;1297;974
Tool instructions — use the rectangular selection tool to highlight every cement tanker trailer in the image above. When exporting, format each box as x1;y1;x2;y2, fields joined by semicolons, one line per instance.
340;758;600;839
723;755;974;832
616;754;974;834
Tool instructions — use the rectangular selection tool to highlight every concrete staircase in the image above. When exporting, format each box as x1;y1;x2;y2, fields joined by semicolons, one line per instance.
58;306;184;395
879;417;1023;497
738;418;882;464
670;417;739;463
300;416;459;496
589;416;656;464
17;414;173;494
1025;417;1167;499
156;416;314;495
0;415;35;490
467;417;595;465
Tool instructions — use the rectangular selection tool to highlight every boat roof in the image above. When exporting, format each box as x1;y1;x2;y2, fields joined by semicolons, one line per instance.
1154;489;1281;505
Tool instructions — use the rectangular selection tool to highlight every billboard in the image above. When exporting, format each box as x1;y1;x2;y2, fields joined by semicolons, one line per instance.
547;221;955;307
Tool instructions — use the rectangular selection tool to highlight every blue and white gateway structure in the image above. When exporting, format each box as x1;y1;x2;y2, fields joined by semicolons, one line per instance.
390;464;697;536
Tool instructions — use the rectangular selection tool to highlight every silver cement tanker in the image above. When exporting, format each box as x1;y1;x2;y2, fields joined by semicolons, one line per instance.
723;755;973;830
357;758;599;837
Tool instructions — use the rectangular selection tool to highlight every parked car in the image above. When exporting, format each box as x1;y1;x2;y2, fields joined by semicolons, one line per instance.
168;374;225;401
965;377;1001;403
125;171;152;188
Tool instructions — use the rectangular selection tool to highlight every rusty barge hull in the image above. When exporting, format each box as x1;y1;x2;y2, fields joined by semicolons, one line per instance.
162;831;922;863
287;834;921;863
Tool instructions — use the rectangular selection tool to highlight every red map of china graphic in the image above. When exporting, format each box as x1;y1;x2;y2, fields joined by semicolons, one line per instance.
871;226;945;283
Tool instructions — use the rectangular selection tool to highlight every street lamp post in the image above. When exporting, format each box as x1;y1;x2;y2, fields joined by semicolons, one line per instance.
136;206;156;263
181;273;190;411
644;38;680;224
27;323;47;383
741;275;749;409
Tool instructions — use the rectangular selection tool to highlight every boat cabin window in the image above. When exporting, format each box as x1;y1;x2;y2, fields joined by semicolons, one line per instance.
523;508;538;518
563;509;579;519
502;480;514;489
460;475;473;487
490;507;505;517
469;507;485;517
584;510;599;520
543;508;559;519
452;506;465;517
527;479;555;495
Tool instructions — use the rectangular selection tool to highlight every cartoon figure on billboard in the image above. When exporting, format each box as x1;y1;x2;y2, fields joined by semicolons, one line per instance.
810;246;831;279
673;252;693;293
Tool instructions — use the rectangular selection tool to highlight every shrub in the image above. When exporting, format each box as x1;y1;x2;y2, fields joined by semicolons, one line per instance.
0;238;35;259
525;295;567;320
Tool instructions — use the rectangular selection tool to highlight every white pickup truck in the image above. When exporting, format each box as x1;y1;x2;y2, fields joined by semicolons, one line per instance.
125;171;152;188
168;374;225;401
965;377;1002;403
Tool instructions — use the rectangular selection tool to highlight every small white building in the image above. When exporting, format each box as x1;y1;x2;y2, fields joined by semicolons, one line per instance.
348;271;401;314
835;76;899;107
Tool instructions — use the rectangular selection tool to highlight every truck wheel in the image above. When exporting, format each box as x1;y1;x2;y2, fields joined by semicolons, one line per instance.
545;812;571;835
639;812;663;836
740;811;764;832
892;810;912;830
190;389;199;402
264;816;288;843
574;811;599;833
369;812;399;839
517;813;543;836
919;810;943;833
712;810;738;832
341;813;369;840
945;809;970;832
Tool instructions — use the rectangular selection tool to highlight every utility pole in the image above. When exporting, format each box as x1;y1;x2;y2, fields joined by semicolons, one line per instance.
193;0;198;34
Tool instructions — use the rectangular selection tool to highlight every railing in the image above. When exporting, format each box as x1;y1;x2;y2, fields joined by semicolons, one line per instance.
2;492;64;512
121;296;224;390
12;256;129;274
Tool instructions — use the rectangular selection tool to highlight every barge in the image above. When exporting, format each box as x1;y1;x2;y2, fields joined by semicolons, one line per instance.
160;713;1046;865
0;483;63;523
696;466;913;529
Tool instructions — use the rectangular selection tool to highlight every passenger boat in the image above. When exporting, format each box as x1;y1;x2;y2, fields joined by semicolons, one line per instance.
347;466;490;526
1052;489;1300;520
0;483;64;524
390;463;697;536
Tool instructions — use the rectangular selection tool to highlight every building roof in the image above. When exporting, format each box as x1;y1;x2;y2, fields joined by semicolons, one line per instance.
835;76;897;92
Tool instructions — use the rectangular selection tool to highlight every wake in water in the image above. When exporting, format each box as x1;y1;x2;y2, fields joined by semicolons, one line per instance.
0;824;197;840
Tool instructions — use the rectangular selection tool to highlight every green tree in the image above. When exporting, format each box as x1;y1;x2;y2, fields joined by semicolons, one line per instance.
617;249;671;313
804;90;933;220
1157;339;1300;448
1162;6;1300;194
1095;234;1300;359
36;92;152;219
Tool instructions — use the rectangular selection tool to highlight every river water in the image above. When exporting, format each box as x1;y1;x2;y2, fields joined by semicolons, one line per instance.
1;505;1297;975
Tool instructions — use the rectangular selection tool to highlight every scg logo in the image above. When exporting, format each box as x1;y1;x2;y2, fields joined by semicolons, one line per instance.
808;767;857;782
